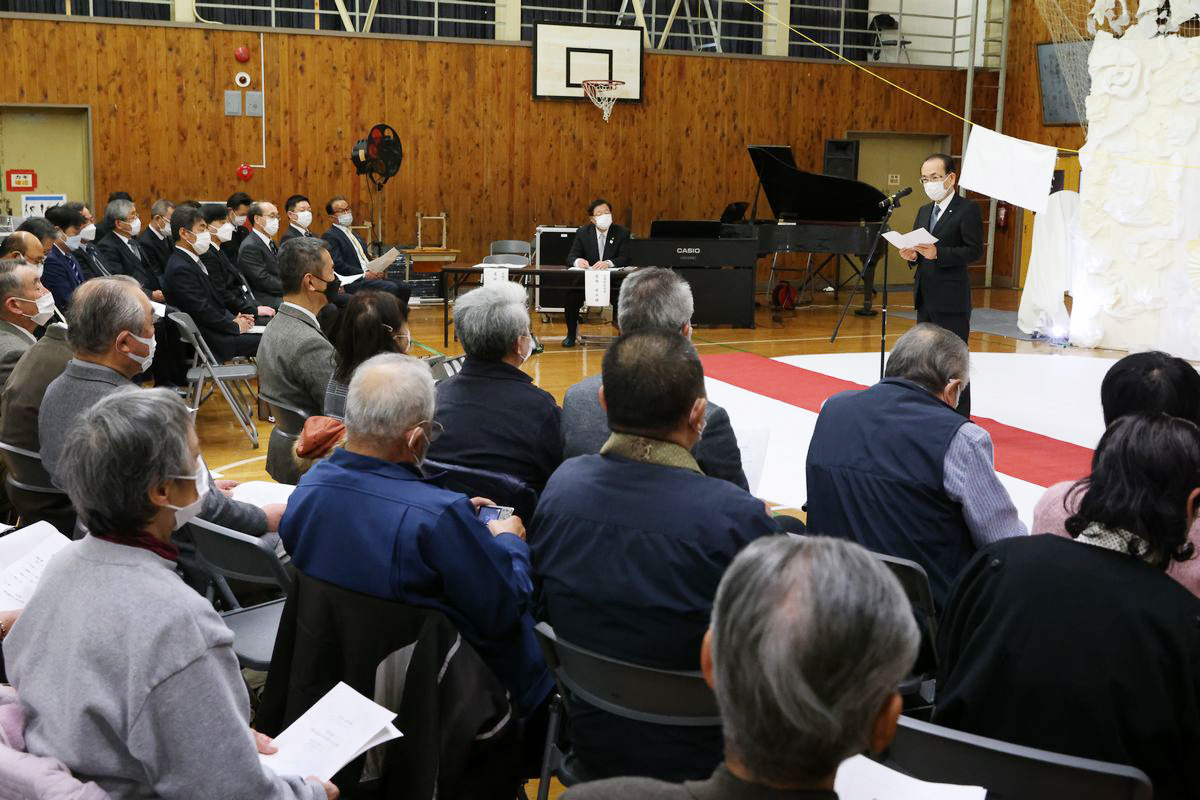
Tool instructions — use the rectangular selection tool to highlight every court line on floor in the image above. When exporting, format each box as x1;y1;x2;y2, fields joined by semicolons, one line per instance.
212;454;267;473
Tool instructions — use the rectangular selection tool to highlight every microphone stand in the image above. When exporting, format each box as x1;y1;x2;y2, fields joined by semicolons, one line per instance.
831;196;900;382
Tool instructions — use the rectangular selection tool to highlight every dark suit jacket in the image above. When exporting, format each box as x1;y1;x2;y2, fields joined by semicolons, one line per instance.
136;227;172;276
321;226;369;276
41;246;85;309
162;248;246;363
561;374;748;490
74;243;112;280
96;233;161;296
201;248;258;316
238;231;282;309
908;194;982;314
566;223;631;268
280;225;316;245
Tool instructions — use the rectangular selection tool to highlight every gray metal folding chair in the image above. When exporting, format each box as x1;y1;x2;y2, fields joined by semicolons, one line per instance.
168;312;259;448
482;254;531;267
188;516;292;670
489;240;532;257
425;355;466;383
259;393;310;485
873;551;939;707
533;621;720;800
882;716;1153;800
0;441;75;533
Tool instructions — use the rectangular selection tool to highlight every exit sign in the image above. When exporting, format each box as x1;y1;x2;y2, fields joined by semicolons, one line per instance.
5;170;36;192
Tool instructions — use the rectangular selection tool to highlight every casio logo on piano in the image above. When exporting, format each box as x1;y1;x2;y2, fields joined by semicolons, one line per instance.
676;247;702;254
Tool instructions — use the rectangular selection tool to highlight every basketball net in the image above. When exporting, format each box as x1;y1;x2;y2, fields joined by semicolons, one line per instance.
583;79;625;123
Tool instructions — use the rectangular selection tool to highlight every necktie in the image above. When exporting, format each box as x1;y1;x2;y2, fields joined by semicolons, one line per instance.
347;230;369;269
128;239;143;262
68;253;83;284
597;230;606;262
930;203;942;231
269;240;279;255
304;231;314;238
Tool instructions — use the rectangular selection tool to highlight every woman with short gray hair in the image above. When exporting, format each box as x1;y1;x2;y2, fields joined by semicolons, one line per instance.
563;535;918;800
4;388;337;800
430;281;564;489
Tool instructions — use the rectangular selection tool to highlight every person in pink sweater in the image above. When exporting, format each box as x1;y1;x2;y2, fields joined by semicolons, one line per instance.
1032;350;1200;595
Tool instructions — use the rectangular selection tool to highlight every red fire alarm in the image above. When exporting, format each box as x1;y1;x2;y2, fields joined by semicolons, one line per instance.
5;169;36;192
236;163;254;181
234;46;251;63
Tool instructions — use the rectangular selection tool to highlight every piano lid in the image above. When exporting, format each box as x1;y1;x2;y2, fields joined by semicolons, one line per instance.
748;145;887;224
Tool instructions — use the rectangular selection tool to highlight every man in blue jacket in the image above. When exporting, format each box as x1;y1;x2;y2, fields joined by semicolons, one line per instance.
279;352;552;719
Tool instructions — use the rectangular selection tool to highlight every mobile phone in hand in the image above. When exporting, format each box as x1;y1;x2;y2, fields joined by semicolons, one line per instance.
476;505;514;523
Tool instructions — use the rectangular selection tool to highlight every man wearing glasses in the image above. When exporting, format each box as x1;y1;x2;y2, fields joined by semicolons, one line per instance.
320;196;411;304
898;153;983;418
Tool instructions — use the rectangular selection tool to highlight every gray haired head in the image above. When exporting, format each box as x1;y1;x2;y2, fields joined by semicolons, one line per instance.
617;267;694;333
710;536;919;784
452;281;529;362
884;323;969;394
0;258;32;304
104;198;135;225
59;387;194;539
66;276;148;355
150;198;175;218
344;353;436;446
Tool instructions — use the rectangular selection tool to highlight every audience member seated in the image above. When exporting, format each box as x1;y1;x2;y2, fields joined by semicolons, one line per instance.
6;388;336;800
62;201;110;279
0;317;72;529
93;190;132;243
0;231;46;272
162;204;261;363
1033;350;1200;595
561;267;748;489
565;535;919;800
0;258;53;386
199;203;275;323
37;276;278;536
934;413;1200;800
257;238;337;415
320;195;410;303
96;198;164;302
530;330;779;782
325;290;410;421
40;207;87;310
136;198;175;278
429;282;561;489
805;323;1026;609
238;201;284;309
221;191;253;260
280;194;317;244
279;353;554;717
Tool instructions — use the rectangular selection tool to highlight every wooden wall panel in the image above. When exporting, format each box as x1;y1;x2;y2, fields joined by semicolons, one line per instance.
0;16;969;263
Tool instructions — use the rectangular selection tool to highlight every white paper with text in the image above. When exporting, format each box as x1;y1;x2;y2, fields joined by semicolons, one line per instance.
585;269;611;307
0;522;71;608
882;228;939;250
230;481;296;508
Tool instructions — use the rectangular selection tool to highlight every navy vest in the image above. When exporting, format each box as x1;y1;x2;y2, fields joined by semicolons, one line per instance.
805;377;973;609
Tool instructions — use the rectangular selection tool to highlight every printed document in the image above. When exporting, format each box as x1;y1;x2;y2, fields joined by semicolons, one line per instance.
231;481;296;508
0;522;71;608
882;228;939;250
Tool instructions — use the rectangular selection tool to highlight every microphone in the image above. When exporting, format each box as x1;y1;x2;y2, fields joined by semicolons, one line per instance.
879;187;912;209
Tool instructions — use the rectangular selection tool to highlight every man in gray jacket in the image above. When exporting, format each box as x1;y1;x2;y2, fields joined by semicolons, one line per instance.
0;257;53;388
561;267;748;490
38;276;281;536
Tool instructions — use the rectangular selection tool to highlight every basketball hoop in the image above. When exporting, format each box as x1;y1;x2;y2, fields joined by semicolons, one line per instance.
583;79;625;122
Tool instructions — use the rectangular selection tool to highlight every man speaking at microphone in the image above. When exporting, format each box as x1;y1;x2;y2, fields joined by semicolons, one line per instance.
898;154;982;418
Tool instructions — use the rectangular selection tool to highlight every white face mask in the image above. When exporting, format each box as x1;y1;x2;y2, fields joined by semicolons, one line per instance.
292;210;313;229
336;212;353;227
923;179;949;202
79;223;97;242
189;230;212;255
233;214;247;227
65;234;83;250
216;222;235;243
167;455;210;530
17;293;56;326
125;217;142;237
161;222;172;237
594;213;613;231
125;330;156;372
263;218;280;237
518;333;535;363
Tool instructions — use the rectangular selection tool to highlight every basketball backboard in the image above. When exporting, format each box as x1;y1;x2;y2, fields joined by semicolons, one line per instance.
532;23;643;102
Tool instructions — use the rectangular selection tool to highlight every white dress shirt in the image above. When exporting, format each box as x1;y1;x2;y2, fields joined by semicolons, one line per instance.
253;228;274;248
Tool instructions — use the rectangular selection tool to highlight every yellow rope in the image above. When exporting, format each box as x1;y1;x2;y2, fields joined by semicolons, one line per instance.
741;0;1200;170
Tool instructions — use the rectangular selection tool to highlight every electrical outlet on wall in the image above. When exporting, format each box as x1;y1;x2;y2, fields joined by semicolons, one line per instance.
245;91;264;117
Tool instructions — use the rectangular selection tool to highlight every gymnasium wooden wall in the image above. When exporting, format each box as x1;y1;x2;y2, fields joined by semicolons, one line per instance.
0;15;969;263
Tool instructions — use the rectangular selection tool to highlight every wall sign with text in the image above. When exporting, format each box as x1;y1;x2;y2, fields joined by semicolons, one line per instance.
5;170;37;192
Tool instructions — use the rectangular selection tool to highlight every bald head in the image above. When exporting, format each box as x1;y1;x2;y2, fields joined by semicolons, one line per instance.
0;231;45;266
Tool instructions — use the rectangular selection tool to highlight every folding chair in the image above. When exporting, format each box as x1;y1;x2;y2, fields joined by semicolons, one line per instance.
259;393;311;485
188;516;292;670
882;716;1153;800
168;312;259;448
0;441;76;534
425;355;466;383
532;621;720;800
490;240;532;257
873;552;939;708
424;459;539;522
482;254;531;268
